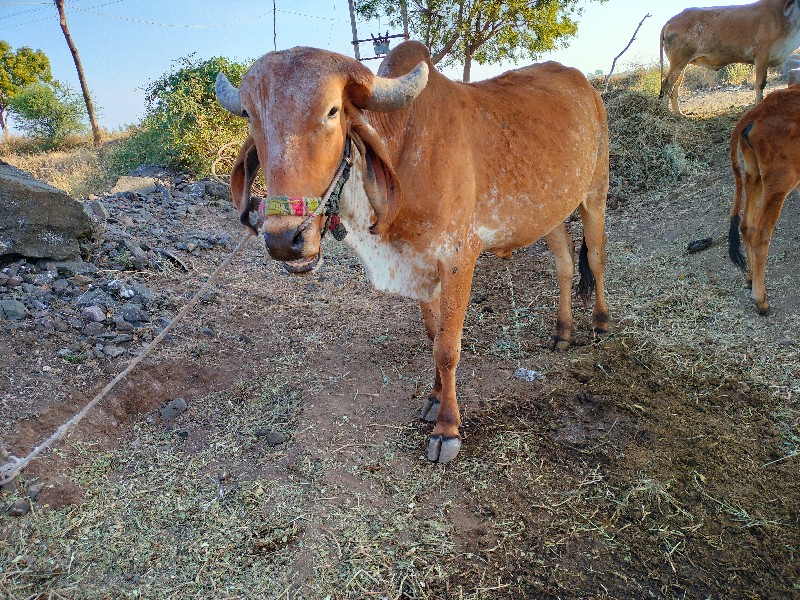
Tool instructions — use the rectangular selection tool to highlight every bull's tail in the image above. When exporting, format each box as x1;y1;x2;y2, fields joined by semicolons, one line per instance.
728;121;753;271
577;237;594;302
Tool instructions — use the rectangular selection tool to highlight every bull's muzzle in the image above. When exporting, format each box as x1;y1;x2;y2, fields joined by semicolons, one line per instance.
263;227;306;262
262;218;323;274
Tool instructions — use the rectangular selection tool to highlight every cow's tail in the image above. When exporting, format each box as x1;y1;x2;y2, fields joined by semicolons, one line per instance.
577;237;595;303
728;120;753;271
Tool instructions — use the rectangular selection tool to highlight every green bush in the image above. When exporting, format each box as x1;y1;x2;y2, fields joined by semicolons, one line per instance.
633;67;662;97
109;55;250;177
604;62;662;97
718;63;753;86
8;82;87;150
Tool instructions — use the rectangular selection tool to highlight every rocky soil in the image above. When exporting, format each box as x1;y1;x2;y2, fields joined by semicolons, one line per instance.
0;167;242;437
0;83;798;598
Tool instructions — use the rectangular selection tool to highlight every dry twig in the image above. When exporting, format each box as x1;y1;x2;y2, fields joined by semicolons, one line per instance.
604;13;652;92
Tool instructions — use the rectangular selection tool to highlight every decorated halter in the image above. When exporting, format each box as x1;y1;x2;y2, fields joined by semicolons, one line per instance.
256;139;352;241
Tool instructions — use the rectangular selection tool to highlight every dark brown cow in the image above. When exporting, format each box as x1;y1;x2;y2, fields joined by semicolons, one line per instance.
216;41;610;463
660;0;800;114
729;84;800;314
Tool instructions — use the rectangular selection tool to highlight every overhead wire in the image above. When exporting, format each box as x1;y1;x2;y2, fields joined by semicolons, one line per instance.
0;0;128;29
0;0;99;20
326;0;336;48
1;0;348;32
73;8;274;28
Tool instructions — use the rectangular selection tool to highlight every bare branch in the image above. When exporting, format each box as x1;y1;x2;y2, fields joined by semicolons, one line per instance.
431;33;461;64
604;13;651;93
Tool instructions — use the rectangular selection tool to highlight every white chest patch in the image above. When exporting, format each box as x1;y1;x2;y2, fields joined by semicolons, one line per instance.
338;168;441;302
771;23;800;63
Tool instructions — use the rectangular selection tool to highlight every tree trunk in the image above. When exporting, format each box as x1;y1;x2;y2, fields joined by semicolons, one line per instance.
462;49;472;82
54;0;101;146
0;109;7;141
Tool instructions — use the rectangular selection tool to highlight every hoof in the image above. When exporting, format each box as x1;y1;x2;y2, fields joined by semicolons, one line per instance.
757;304;772;316
548;336;570;352
593;326;609;336
427;435;461;463
420;397;440;422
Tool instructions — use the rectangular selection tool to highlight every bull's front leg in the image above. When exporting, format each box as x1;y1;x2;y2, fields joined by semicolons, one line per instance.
423;236;480;464
754;55;768;104
419;296;442;421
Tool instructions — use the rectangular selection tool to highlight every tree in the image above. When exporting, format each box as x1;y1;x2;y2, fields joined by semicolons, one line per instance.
356;0;607;81
109;55;250;176
0;41;53;139
54;0;101;146
8;82;87;149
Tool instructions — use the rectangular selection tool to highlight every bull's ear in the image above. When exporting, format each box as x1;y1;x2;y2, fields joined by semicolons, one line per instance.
785;0;798;17
345;102;401;235
230;136;261;233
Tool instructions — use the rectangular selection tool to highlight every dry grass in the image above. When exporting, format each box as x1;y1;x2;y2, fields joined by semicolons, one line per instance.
604;90;711;201
0;133;128;198
1;81;798;599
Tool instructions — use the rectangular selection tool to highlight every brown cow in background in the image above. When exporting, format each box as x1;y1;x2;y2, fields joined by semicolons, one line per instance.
661;0;800;114
215;42;610;463
729;85;800;314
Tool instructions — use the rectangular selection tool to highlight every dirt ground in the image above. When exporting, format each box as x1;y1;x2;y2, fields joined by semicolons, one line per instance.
0;84;798;599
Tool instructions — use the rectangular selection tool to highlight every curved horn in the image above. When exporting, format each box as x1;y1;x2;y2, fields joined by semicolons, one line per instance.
215;72;244;117
361;61;429;112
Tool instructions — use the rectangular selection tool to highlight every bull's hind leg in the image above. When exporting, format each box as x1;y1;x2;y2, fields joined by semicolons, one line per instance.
740;158;763;287
578;202;610;335
544;224;575;351
748;185;793;315
419;296;442;422
662;63;688;115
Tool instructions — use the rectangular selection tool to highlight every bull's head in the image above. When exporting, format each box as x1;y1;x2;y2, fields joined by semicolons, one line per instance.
216;46;429;273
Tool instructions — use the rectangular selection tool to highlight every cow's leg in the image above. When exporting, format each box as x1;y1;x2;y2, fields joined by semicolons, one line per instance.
662;63;688;115
578;203;610;335
753;56;768;104
419;296;442;422
748;185;792;314
544;224;575;351
427;236;481;464
670;68;687;115
740;155;763;286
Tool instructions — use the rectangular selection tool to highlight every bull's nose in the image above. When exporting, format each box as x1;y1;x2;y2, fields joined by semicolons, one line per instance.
263;228;305;262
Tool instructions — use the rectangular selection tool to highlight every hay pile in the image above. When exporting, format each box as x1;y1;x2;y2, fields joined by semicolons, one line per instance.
604;90;712;200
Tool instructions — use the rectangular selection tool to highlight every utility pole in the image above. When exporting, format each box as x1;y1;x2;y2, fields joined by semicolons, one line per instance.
347;0;361;60
54;0;101;146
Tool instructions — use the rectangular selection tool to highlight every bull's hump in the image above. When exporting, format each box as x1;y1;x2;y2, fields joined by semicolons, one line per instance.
378;41;431;78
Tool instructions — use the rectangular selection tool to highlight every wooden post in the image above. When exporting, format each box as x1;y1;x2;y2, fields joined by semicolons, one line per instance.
347;0;361;60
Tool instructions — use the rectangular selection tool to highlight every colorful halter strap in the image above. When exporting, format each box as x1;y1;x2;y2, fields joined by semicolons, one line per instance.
259;196;321;218
255;139;352;240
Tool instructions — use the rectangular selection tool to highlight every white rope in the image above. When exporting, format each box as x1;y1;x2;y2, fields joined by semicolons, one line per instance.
0;231;254;485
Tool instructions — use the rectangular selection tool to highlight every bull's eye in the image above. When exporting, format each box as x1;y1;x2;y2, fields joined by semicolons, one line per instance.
327;106;339;119
242;109;249;119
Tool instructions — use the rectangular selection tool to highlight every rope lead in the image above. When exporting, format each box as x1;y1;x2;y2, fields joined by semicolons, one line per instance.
0;230;255;486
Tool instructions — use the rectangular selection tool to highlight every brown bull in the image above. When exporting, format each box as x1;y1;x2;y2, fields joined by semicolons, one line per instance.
729;84;800;314
660;0;800;114
216;41;610;463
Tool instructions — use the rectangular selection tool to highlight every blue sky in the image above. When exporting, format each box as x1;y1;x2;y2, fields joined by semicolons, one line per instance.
0;0;752;132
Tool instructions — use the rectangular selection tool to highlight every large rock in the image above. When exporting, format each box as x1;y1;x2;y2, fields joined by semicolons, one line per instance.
0;162;95;261
110;175;159;195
